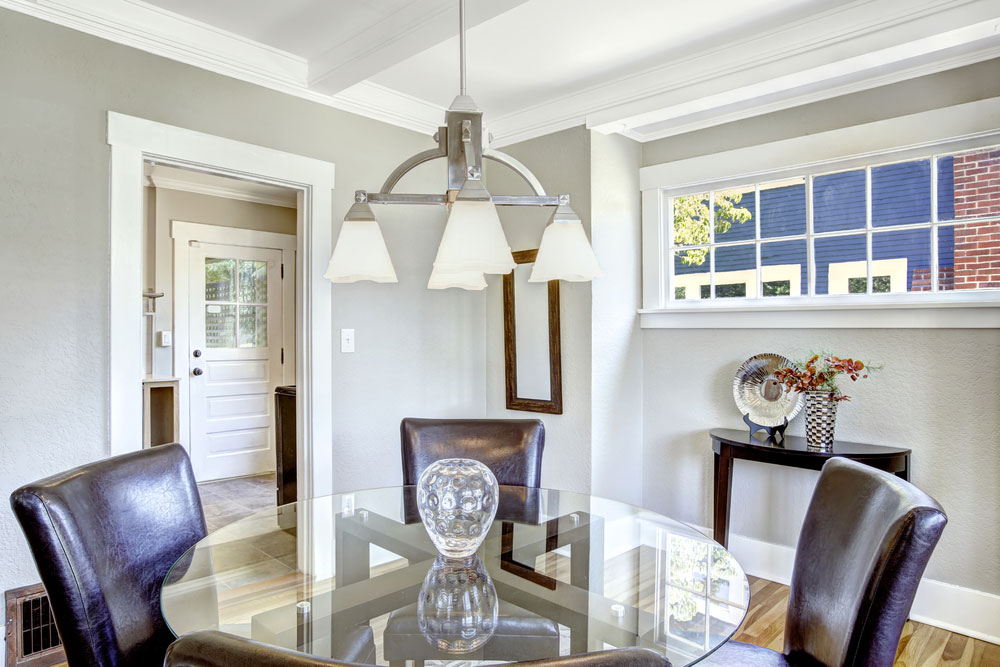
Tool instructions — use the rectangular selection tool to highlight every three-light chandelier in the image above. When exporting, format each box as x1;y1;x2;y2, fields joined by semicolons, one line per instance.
323;0;600;290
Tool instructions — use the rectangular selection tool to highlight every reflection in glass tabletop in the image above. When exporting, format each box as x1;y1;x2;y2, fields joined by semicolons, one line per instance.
162;486;749;666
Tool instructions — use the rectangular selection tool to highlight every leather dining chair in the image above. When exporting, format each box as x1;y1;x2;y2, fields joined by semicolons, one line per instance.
400;417;545;486
704;457;947;667
9;444;207;667
165;630;672;667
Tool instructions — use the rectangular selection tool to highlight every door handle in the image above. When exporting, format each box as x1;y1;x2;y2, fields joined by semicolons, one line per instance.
192;367;204;376
193;349;202;358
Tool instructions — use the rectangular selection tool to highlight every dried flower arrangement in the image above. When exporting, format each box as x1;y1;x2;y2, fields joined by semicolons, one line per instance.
774;353;876;402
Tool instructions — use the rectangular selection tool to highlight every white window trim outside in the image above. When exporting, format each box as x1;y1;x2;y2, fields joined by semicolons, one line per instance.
108;111;336;500
639;97;1000;328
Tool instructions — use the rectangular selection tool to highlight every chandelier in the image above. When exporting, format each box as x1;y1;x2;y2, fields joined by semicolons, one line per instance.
324;0;600;290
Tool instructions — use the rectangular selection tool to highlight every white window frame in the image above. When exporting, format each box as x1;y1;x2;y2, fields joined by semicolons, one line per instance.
639;98;1000;328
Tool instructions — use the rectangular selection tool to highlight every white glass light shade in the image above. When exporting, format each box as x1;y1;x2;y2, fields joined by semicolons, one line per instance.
427;265;487;290
432;182;515;275
529;206;601;282
324;218;398;284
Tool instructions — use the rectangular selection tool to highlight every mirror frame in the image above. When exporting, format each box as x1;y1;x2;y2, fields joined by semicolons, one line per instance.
503;249;563;414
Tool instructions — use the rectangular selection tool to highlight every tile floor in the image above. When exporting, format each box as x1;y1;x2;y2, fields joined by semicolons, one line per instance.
197;472;277;532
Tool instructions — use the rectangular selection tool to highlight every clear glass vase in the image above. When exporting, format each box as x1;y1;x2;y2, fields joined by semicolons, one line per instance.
417;458;498;558
417;555;498;654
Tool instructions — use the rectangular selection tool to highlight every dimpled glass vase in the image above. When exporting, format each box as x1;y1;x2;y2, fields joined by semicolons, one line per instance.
417;458;498;558
417;555;498;654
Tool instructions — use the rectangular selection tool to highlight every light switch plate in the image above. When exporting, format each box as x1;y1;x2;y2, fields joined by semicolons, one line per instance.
158;331;172;347
341;328;355;353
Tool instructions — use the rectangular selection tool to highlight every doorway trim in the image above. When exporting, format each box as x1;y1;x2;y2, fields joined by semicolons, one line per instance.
108;111;336;499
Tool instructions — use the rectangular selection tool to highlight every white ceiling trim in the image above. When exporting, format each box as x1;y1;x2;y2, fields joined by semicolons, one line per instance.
622;38;1000;143
488;0;1000;146
3;0;997;147
1;0;445;136
147;174;298;208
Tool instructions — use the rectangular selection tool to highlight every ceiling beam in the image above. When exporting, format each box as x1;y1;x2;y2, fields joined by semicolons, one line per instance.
307;0;533;96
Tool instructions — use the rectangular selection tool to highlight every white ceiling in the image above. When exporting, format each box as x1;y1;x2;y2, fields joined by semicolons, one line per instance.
5;0;999;145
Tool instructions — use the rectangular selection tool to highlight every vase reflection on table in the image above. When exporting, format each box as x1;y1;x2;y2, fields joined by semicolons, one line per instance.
418;555;499;653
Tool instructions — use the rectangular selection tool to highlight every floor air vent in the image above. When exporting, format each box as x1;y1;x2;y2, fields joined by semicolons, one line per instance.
4;584;64;666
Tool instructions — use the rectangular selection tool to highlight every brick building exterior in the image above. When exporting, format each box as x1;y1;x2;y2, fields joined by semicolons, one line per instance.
952;148;1000;290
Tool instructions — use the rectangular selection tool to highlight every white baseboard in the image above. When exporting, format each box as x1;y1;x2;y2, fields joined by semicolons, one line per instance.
692;525;1000;645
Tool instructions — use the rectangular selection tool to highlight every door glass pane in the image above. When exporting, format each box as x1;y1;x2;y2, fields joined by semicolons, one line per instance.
239;305;268;348
205;258;236;302
239;260;268;303
205;304;236;348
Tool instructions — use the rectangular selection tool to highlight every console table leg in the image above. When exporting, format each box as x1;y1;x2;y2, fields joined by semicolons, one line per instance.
713;445;733;549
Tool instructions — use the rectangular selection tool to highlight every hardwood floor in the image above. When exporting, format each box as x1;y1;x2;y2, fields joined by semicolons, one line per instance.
723;575;1000;666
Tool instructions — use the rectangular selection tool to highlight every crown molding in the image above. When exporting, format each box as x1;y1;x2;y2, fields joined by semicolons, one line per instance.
489;0;1000;146
0;0;444;136
3;0;997;147
147;174;298;208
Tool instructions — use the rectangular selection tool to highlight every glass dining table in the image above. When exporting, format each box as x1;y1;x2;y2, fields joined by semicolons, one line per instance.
162;486;749;666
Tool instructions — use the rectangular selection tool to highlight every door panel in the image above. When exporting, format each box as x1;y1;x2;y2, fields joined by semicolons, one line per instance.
189;242;283;481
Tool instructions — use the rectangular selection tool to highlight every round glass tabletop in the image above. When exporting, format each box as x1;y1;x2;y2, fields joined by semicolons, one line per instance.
162;486;749;666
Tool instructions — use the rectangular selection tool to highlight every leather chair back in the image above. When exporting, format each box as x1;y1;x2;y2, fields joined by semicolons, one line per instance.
784;457;947;666
10;444;207;667
400;418;545;487
165;630;671;667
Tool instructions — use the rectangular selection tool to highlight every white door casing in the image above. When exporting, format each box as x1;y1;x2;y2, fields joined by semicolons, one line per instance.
108;112;335;501
188;243;281;480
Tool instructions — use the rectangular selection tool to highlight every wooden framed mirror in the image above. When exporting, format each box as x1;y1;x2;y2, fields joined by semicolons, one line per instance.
503;249;562;414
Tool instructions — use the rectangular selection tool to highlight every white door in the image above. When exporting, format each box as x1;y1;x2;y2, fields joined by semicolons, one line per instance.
189;242;283;481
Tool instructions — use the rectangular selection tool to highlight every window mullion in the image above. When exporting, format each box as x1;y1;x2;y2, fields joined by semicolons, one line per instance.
665;192;675;303
709;192;715;299
931;156;940;292
806;176;815;296
865;166;873;294
754;184;761;299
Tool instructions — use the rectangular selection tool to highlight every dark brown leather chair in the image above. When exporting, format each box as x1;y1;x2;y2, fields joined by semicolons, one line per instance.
9;444;207;667
400;417;545;486
165;630;671;667
704;457;947;667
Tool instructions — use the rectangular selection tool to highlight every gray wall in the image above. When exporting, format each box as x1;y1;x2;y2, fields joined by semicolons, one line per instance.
640;59;1000;596
0;7;486;607
484;127;595;492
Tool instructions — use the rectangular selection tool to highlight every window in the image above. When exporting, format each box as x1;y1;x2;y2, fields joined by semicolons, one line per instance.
663;144;1000;303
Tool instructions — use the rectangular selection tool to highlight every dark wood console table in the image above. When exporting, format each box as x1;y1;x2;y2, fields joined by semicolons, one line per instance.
710;428;911;548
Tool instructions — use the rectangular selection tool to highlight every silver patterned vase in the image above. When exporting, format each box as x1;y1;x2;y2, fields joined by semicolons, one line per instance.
804;391;838;451
417;458;498;558
417;555;498;654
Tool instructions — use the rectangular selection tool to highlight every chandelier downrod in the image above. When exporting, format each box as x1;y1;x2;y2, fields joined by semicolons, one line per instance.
459;0;467;97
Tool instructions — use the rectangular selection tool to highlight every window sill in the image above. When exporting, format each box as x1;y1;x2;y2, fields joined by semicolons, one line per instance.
639;292;1000;329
